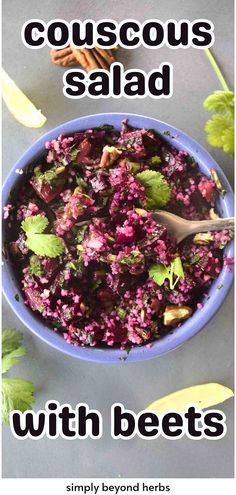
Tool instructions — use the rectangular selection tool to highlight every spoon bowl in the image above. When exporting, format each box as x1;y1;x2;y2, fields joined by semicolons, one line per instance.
153;211;235;243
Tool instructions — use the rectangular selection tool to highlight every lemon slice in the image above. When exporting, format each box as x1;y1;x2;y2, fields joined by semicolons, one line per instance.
146;383;234;414
1;68;47;128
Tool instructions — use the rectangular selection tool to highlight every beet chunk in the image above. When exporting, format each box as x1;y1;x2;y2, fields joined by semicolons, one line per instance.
30;169;67;203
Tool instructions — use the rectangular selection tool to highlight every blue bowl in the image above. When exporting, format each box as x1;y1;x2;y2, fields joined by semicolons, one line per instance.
2;113;234;363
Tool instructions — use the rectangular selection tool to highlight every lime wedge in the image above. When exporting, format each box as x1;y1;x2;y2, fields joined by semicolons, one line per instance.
1;68;47;128
146;383;234;414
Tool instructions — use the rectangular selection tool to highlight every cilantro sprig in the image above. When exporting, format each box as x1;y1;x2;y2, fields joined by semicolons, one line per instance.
204;49;234;155
136;170;171;209
21;214;64;258
149;256;184;289
2;328;35;425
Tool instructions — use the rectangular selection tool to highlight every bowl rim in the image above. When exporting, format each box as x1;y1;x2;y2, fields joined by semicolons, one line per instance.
2;112;234;363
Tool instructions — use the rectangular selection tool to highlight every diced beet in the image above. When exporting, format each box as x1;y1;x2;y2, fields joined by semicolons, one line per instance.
42;259;58;278
96;287;117;302
150;298;161;312
30;170;67;203
75;139;92;164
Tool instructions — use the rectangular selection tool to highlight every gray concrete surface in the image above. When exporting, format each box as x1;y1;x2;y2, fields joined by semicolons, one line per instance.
2;0;234;478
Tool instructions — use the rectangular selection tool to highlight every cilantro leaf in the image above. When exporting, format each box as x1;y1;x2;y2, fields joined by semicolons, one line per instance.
204;90;234;113
26;233;64;258
2;328;23;356
2;328;36;425
205;114;233;148
21;215;49;234
172;256;184;279
149;264;170;286
21;214;64;258
203;50;234;155
2;328;26;373
29;255;44;277
2;378;35;425
149;256;184;289
136;170;171;209
222;126;234;155
2;346;26;374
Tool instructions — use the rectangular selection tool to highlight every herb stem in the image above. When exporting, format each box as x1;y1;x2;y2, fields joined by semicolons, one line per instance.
204;48;230;92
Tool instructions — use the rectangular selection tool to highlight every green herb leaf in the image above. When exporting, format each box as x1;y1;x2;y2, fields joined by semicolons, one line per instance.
148;155;161;165
190;254;201;265
29;255;44;277
22;215;49;235
149;256;185;289
205;114;233;148
172;256;184;279
2;329;36;425
222;126;234;155
204;90;234;113
149;264;170;286
26;233;64;258
44;168;61;183
203;50;234;155
120;250;143;265
2;328;23;356
2;378;35;425
2;328;26;373
69;144;79;162
92;278;102;290
75;176;88;191
117;308;127;319
136;170;171;208
76;225;88;244
2;346;26;374
21;214;64;258
68;257;84;273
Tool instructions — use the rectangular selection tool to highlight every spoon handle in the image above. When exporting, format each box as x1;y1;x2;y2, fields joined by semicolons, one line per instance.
188;217;235;235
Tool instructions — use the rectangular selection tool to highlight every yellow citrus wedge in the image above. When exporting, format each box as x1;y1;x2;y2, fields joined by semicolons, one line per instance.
1;68;47;128
146;383;234;414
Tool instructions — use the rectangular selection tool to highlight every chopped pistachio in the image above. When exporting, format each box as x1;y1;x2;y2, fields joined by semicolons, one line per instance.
77;244;84;252
100;145;122;167
193;232;214;245
134;208;148;216
163;305;192;326
140;309;145;321
211;169;226;196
